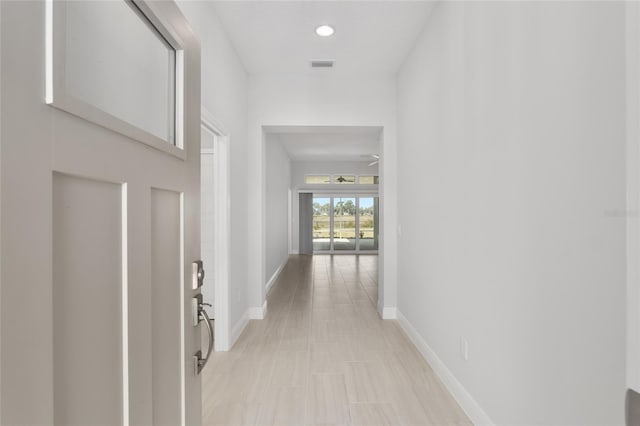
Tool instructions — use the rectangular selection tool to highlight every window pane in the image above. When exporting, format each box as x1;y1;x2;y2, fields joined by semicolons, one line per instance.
359;197;379;251
312;197;331;251
334;197;356;250
334;175;356;184
65;1;176;144
305;175;331;184
358;176;379;184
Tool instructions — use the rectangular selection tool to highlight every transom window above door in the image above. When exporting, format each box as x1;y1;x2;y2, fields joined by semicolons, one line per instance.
304;174;379;185
305;175;331;184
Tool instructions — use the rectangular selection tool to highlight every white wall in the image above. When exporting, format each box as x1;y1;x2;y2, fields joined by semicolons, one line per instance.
290;160;379;254
248;73;397;314
265;135;291;289
397;1;626;424
176;1;250;337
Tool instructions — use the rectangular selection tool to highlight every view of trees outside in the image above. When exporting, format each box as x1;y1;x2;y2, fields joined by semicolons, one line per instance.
312;196;378;251
312;199;375;217
333;197;356;249
312;197;331;250
359;197;378;250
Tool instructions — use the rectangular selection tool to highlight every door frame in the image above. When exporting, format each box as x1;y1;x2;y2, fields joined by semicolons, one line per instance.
627;0;640;393
201;109;231;351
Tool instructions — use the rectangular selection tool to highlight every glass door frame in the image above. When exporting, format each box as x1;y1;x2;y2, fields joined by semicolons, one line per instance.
311;193;378;254
357;196;378;252
333;195;358;252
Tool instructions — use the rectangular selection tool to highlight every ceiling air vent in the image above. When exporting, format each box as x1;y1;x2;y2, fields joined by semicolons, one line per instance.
311;60;335;69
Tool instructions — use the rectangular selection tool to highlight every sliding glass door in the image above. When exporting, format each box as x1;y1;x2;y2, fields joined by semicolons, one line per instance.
312;197;331;251
333;197;356;250
358;197;379;251
312;195;378;253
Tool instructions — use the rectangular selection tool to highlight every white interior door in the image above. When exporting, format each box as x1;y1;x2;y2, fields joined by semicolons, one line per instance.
0;1;203;425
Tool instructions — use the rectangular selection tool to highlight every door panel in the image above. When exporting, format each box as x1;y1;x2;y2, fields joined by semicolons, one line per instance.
358;197;379;251
151;188;182;425
0;1;202;425
312;197;331;251
333;197;356;250
52;173;124;426
299;193;313;255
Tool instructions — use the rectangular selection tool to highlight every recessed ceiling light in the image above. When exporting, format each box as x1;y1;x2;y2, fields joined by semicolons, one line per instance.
315;25;335;37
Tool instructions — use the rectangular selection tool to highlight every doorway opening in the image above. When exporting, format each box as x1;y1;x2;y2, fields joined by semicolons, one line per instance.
200;113;231;351
263;124;387;316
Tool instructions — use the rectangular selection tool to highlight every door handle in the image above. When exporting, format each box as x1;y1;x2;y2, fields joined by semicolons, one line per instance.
193;296;214;375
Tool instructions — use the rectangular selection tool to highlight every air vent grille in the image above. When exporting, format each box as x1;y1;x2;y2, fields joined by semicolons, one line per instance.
311;60;335;68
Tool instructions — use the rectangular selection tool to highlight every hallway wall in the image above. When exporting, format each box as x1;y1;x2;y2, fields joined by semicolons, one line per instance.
176;2;250;337
265;134;292;290
247;74;398;314
396;1;626;424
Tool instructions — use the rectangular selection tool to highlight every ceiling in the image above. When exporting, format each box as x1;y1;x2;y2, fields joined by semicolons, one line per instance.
265;125;381;162
212;1;435;75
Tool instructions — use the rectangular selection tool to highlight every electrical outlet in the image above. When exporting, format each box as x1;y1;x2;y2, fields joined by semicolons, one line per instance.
460;337;469;361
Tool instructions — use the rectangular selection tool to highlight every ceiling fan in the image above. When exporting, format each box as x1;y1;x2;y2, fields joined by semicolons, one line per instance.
367;154;379;167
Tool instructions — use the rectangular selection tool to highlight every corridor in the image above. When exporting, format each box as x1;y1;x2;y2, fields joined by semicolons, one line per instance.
202;255;470;425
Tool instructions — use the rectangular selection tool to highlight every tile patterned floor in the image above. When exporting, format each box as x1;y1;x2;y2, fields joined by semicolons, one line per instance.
202;255;471;425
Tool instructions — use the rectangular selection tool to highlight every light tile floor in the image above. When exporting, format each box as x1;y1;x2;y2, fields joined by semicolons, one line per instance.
203;255;471;426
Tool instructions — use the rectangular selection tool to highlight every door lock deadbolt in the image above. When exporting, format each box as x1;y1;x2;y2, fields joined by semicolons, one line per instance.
192;260;205;290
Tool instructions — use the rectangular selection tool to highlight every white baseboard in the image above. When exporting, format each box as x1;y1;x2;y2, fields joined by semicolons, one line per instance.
249;300;268;320
229;300;268;349
289;249;299;255
396;310;495;426
229;309;249;350
265;260;286;294
382;306;397;319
